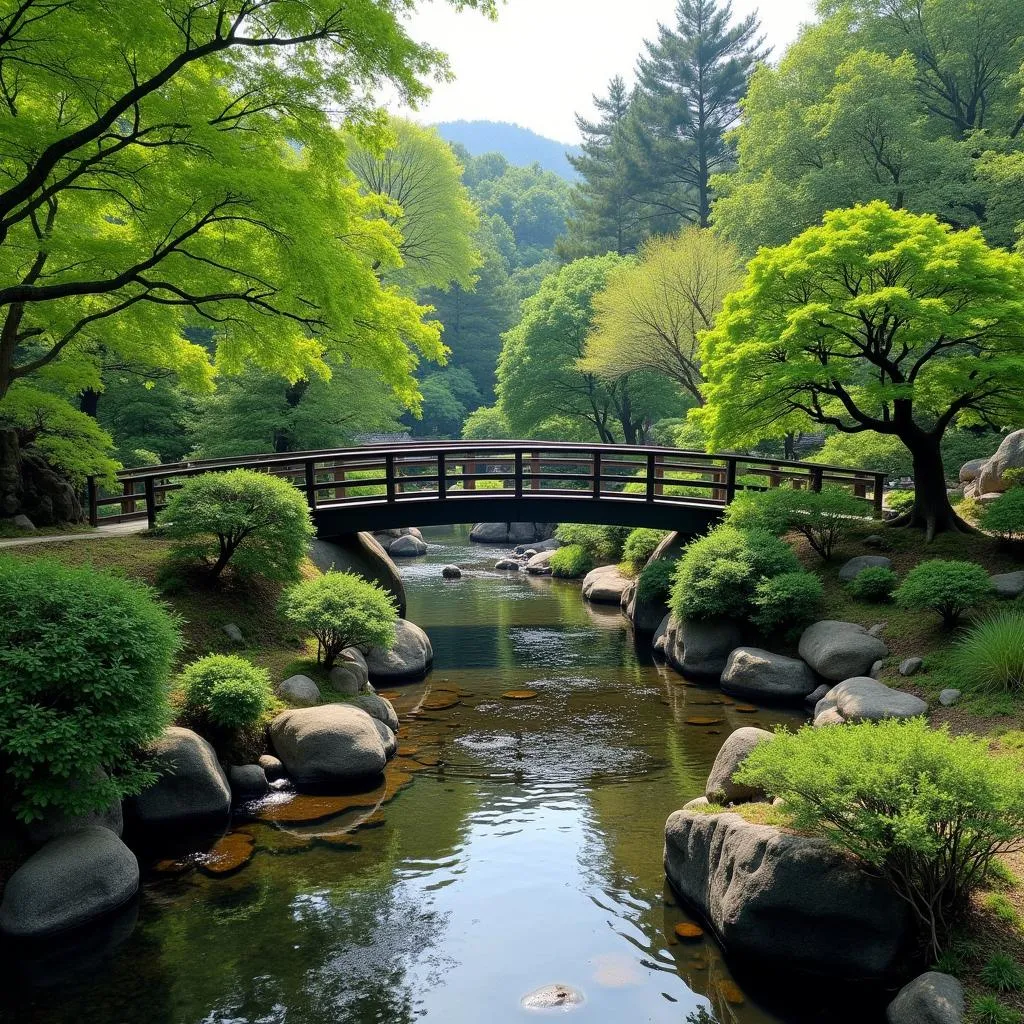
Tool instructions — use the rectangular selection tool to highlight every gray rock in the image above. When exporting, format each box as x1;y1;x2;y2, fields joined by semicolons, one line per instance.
970;428;1024;497
887;972;964;1024
12;513;36;531
277;673;321;707
960;458;987;485
683;796;710;811
664;810;912;979
863;535;885;549
470;522;555;544
388;533;428;557
870;659;885;679
441;564;462;579
938;688;962;707
899;657;923;677
128;727;231;830
813;708;846;727
309;533;407;618
992;571;1024;599
625;580;671;633
818;677;928;724
495;558;521;571
653;613;671;648
328;657;366;696
705;727;775;804
523;549;538;558
648;531;687;564
514;537;560;555
665;616;744;681
721;648;818;703
270;705;387;784
258;754;285;782
341;647;368;674
0;828;139;939
524;549;556;575
366;618;432;682
227;764;268;801
521;985;584;1011
798;620;889;681
868;622;887;638
222;622;244;643
348;692;399;733
581;564;631;604
839;555;893;582
804;683;831;713
372;719;397;759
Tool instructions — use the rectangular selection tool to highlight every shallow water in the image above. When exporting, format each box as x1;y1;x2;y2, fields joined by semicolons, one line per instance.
6;526;878;1024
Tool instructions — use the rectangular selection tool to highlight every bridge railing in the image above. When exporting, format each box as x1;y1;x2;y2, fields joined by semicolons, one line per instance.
87;442;886;528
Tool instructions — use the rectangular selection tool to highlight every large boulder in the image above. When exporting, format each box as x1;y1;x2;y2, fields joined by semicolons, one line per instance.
0;827;139;938
373;719;397;759
469;522;555;545
581;564;631;605
309;532;407;618
366;618;432;682
388;533;428;557
664;810;913;979
524;549;556;575
799;620;888;682
269;705;387;784
665;616;743;681
348;692;399;733
991;570;1024;599
277;674;321;706
887;972;964;1024
328;647;369;696
227;764;269;801
969;429;1024;497
814;677;928;725
838;555;893;582
705;727;775;804
128;727;231;831
625;578;669;633
648;531;687;564
721;648;818;703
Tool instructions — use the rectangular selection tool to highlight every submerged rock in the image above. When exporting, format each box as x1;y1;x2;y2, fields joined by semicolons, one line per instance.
798;621;888;682
270;705;388;785
521;984;584;1011
366;619;433;682
441;564;462;579
721;648;817;703
887;971;964;1024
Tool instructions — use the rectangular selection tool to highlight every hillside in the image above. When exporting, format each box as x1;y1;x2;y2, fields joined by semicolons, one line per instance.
434;120;581;179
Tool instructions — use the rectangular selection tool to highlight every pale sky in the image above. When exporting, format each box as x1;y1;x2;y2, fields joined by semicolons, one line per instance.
398;0;818;143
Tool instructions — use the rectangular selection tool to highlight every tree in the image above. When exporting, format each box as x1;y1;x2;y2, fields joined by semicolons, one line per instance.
497;256;679;443
461;404;511;440
634;0;767;228
580;228;743;405
699;202;1024;538
407;366;480;438
347;117;481;292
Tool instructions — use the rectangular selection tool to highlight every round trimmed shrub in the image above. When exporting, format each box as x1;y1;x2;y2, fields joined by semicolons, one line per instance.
157;468;315;581
954;611;1024;693
980;488;1024;542
279;571;397;669
752;570;823;632
636;558;677;607
622;528;667;570
177;654;274;730
549;544;594;579
847;566;898;603
895;559;993;628
0;555;181;823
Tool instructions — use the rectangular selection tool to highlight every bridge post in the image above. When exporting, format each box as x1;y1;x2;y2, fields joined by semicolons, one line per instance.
515;451;523;498
438;452;447;500
123;478;136;517
531;452;540;491
304;460;318;509
769;463;782;489
144;477;156;529
464;456;476;491
873;473;886;516
810;466;823;493
592;451;601;499
87;476;99;527
712;467;725;502
725;458;737;504
646;453;656;501
332;463;345;500
385;454;396;502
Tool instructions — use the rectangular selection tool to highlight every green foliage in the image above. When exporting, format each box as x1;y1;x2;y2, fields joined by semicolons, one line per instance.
636;558;678;608
816;432;912;480
735;719;1024;957
158;469;314;582
725;485;868;560
409;367;481;439
751;570;823;633
278;571;397;670
972;995;1023;1024
622;528;667;570
177;655;273;731
847;566;898;603
461;405;511;440
670;525;801;624
0;555;180;822
549;544;595;580
886;490;916;515
895;560;993;629
1005;469;1024;490
954;612;1024;694
981;954;1024;994
554;523;630;563
980;488;1024;543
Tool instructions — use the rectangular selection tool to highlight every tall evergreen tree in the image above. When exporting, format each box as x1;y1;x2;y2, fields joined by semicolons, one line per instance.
634;0;767;227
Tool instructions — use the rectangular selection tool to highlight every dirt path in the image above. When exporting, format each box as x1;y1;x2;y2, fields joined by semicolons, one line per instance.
0;519;148;548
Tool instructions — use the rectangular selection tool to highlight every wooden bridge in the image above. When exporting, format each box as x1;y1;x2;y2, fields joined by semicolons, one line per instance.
88;441;886;538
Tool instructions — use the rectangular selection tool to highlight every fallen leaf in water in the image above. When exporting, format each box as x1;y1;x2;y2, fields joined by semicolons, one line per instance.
503;689;539;700
673;922;704;940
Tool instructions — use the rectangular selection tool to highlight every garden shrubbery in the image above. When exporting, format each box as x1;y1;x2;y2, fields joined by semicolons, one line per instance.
0;556;180;822
157;468;314;581
847;566;898;603
885;489;915;515
735;718;1024;958
980;488;1024;542
752;570;823;633
621;528;667;572
554;523;630;563
954;611;1024;694
636;558;677;608
549;544;594;579
279;571;397;668
895;559;992;628
177;654;274;730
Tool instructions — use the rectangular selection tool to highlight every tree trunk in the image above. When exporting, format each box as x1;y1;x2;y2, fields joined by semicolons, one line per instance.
896;434;969;541
79;388;100;418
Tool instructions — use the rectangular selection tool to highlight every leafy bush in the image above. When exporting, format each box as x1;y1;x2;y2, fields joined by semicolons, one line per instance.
895;559;993;628
885;489;915;514
980;488;1024;542
725;486;868;560
157;468;315;581
735;719;1024;958
622;528;667;571
177;655;274;730
549;544;594;579
953;611;1024;693
847;566;898;603
636;558;678;607
752;570;823;633
1004;468;1024;490
0;556;180;822
670;525;801;624
554;523;630;562
279;571;397;669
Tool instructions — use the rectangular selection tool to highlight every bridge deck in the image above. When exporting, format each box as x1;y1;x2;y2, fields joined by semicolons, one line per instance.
88;441;886;539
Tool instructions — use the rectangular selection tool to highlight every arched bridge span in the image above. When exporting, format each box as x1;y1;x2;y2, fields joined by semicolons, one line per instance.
89;441;887;538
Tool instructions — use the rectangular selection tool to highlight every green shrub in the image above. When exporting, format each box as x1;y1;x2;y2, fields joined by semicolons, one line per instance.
554;523;629;562
885;489;916;514
549;544;594;579
972;995;1023;1024
847;566;899;603
735;718;1024;959
980;488;1024;542
670;525;801;624
953;611;1024;693
178;654;273;730
158;468;314;581
622;528;667;570
752;571;823;633
725;486;868;560
279;571;397;669
981;953;1024;993
895;559;993;628
1004;468;1024;490
636;558;678;607
0;556;180;822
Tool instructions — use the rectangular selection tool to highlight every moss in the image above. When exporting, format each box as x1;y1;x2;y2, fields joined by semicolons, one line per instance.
685;801;793;828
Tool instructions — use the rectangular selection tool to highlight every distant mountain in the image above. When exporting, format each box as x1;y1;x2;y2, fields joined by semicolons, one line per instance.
434;120;582;179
